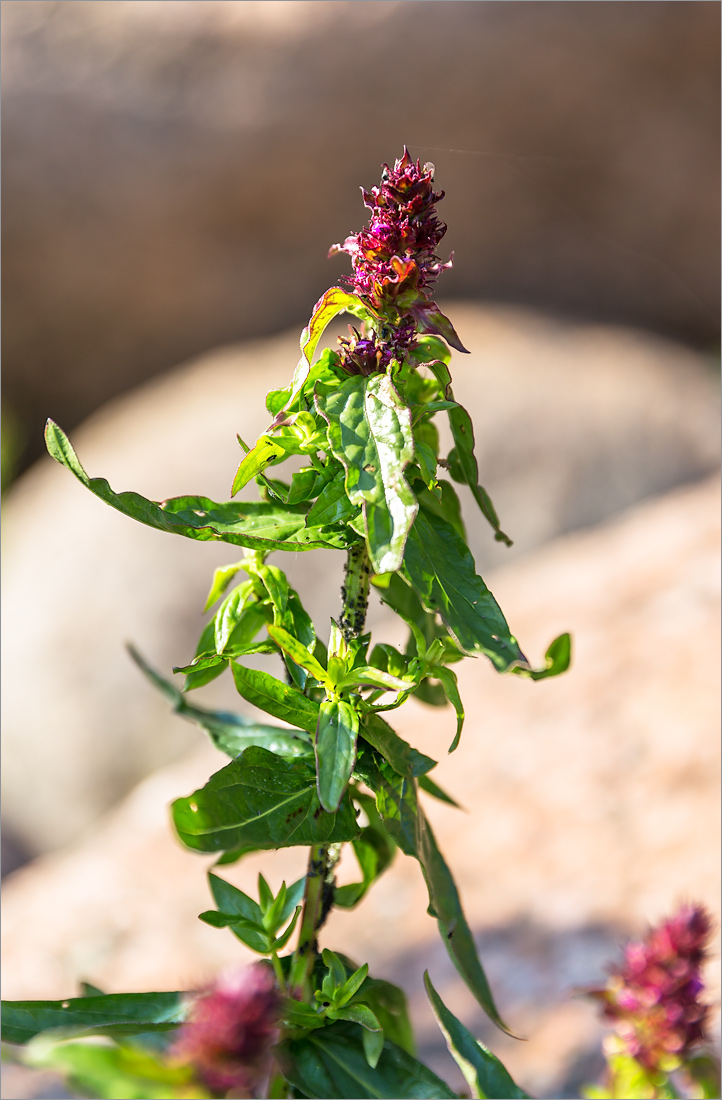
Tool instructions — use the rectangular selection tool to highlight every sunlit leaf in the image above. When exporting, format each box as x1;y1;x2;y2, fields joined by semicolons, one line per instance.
316;698;359;813
172;746;359;853
424;974;529;1098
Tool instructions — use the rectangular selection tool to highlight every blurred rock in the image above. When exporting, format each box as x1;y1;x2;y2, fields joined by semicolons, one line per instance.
2;0;719;472
1;304;719;857
2;474;719;1098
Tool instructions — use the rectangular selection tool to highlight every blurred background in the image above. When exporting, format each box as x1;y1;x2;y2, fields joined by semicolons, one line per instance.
2;3;720;1097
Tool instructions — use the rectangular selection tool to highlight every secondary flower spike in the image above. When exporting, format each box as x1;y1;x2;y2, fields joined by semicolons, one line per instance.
588;903;713;1073
330;147;468;371
171;963;280;1097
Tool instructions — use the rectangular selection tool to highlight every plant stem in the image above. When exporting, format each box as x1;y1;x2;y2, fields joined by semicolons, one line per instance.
289;543;371;996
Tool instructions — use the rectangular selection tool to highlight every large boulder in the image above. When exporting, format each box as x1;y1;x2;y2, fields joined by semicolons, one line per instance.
2;304;719;857
2;473;719;1098
3;0;719;472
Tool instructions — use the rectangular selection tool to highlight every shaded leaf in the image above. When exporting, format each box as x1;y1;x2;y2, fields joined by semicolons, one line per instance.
1;992;188;1046
359;712;436;779
280;1020;457;1099
334;819;396;908
434;666;465;753
424;974;529;1099
45;421;347;552
359;755;510;1035
128;646;312;760
172;746;359;854
402;505;529;673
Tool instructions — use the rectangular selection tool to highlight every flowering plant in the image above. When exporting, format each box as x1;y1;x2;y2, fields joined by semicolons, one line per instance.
3;151;711;1100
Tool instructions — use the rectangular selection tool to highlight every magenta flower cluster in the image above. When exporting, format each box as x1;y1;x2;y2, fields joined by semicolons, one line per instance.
171;963;279;1097
591;903;712;1072
330;148;454;373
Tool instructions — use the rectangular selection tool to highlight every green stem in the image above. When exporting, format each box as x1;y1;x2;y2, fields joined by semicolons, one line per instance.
290;543;371;996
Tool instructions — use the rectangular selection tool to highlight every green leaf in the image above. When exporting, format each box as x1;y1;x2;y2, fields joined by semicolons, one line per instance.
231;663;321;733
321;949;349;992
340;665;416;694
22;1036;201;1100
128;646;312;760
283;289;369;411
267;624;329;687
434;666;465;752
415;480;466;542
359;712;436;779
402;505;529;673
359;755;510;1035
418;773;463;808
521;632;572;681
315;698;359;813
334;819;396;908
279;1020;458;1099
231;436;285;496
424;974;529;1099
208;872;261;923
214;581;254;653
305;476;359;527
316;374;417;574
287;467;321;506
1;992;188;1046
203;561;244;612
45;421;348;552
358;978;415;1058
172;746;359;854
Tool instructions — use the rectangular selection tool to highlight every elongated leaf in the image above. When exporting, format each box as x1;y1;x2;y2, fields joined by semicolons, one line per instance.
267;624;329;686
340;665;416;693
316;699;359;812
424;975;529;1099
172;746;359;853
231;436;285;496
434;666;465;752
215;581;254;653
316;374;417;574
231;663;321;733
283;289;369;410
358;754;510;1034
1;992;188;1046
418;773;463;809
203;561;244;612
128;646;312;760
45;421;347;552
280;1020;457;1100
359;713;436;779
402;505;528;673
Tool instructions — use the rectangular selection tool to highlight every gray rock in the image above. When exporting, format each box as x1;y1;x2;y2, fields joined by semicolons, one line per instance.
2;473;719;1098
1;304;719;856
3;0;719;472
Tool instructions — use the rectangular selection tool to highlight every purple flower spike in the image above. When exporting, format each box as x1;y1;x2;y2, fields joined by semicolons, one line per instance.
171;963;280;1098
588;903;713;1073
330;149;465;372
